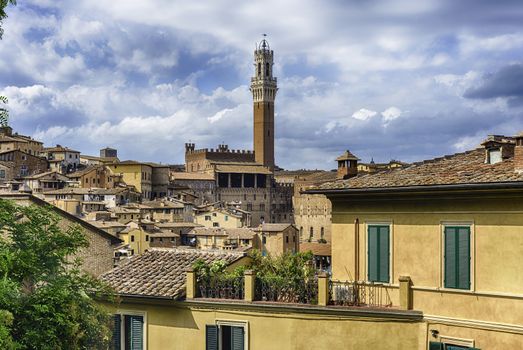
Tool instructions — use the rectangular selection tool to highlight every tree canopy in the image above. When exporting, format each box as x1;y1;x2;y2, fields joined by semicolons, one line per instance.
0;0;16;39
0;199;116;349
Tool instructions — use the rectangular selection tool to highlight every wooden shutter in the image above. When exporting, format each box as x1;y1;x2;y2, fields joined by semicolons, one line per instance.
206;325;218;350
428;342;443;350
445;227;470;289
457;227;470;289
378;226;390;283
368;226;379;281
112;314;121;350
129;315;143;350
444;227;457;288
231;326;245;350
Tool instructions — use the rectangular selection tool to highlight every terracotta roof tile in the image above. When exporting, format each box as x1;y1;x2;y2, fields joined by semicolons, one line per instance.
316;148;523;191
100;249;245;298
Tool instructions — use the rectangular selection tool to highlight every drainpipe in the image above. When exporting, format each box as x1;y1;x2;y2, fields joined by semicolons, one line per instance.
354;218;360;281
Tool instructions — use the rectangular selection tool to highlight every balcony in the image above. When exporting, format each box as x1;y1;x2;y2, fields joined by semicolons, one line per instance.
187;270;410;310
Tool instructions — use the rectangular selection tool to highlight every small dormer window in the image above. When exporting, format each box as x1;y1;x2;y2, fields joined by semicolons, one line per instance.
487;148;502;164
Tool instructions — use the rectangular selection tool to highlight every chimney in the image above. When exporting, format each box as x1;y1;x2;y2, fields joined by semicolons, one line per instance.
336;150;359;180
515;133;523;173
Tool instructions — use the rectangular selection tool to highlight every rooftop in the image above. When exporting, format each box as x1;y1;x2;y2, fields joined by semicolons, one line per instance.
100;249;245;298
253;223;295;232
171;172;215;181
313;146;523;192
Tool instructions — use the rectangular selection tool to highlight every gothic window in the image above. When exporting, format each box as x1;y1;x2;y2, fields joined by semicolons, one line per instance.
258;63;261;77
266;63;270;76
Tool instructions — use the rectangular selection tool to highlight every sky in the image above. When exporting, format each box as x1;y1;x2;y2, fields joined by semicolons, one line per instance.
1;0;522;170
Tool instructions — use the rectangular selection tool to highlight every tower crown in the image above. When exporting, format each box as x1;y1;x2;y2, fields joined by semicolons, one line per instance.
250;36;277;103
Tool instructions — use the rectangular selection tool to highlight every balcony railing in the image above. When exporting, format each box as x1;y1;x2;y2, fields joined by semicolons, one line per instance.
197;276;244;300
329;280;392;308
255;276;318;304
187;270;412;310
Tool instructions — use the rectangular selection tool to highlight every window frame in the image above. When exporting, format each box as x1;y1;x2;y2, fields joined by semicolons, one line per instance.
114;309;147;350
365;221;393;285
215;319;249;350
440;222;474;291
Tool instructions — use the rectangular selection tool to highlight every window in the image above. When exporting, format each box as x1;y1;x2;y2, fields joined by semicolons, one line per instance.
285;235;289;244
130;235;135;242
0;169;5;178
111;313;145;350
213;222;219;227
444;226;470;290
367;225;390;283
205;215;211;221
428;341;479;350
206;323;245;350
145;235;149;242
225;215;228;221
20;165;28;177
309;227;313;240
262;236;266;244
320;227;325;239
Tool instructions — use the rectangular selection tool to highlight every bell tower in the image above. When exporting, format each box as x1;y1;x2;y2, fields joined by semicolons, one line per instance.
250;36;277;170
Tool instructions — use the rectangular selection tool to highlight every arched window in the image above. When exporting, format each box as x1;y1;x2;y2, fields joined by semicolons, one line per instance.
266;62;270;76
258;63;261;77
300;227;303;237
309;227;314;240
321;227;325;239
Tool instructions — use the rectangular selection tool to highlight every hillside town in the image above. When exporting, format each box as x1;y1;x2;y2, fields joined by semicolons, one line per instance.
1;6;522;348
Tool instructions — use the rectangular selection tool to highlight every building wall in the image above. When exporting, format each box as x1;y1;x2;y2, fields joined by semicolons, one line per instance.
261;226;298;256
330;193;523;346
106;302;424;350
0;150;48;177
294;193;331;244
151;166;169;199
107;164;152;199
195;211;243;228
120;228;149;255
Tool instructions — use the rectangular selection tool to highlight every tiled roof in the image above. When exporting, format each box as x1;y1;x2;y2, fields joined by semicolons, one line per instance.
224;228;257;240
315;148;523;191
171;172;215;181
254;223;295;232
299;242;331;256
141;200;185;209
336;150;359;161
100;249;245;298
213;163;273;175
44;146;80;153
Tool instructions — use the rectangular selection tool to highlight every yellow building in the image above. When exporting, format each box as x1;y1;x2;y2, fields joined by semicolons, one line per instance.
184;227;258;251
253;223;298;256
306;133;523;349
118;222;150;256
194;207;246;228
107;161;153;200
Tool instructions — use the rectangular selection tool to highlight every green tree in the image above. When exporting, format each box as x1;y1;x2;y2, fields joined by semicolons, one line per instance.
0;0;16;39
0;199;116;349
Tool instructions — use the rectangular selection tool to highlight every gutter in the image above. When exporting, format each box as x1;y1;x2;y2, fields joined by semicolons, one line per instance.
304;181;523;196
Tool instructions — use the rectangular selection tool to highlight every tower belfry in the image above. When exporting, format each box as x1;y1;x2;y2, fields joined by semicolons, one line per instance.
250;36;277;170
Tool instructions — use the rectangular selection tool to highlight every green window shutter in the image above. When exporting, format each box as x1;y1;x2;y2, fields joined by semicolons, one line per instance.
368;226;379;282
231;326;244;350
112;314;121;350
444;227;470;290
128;315;143;350
378;226;390;283
457;227;470;289
428;342;443;350
206;325;218;350
444;227;457;288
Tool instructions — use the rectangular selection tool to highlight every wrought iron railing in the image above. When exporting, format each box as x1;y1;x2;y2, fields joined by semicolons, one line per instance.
197;276;244;300
255;276;318;304
329;280;392;307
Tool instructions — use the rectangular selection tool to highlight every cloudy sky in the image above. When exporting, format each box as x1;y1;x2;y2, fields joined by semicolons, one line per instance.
1;0;522;169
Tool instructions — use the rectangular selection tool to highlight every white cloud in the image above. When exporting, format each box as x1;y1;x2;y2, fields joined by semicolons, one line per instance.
352;108;377;120
381;107;402;122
